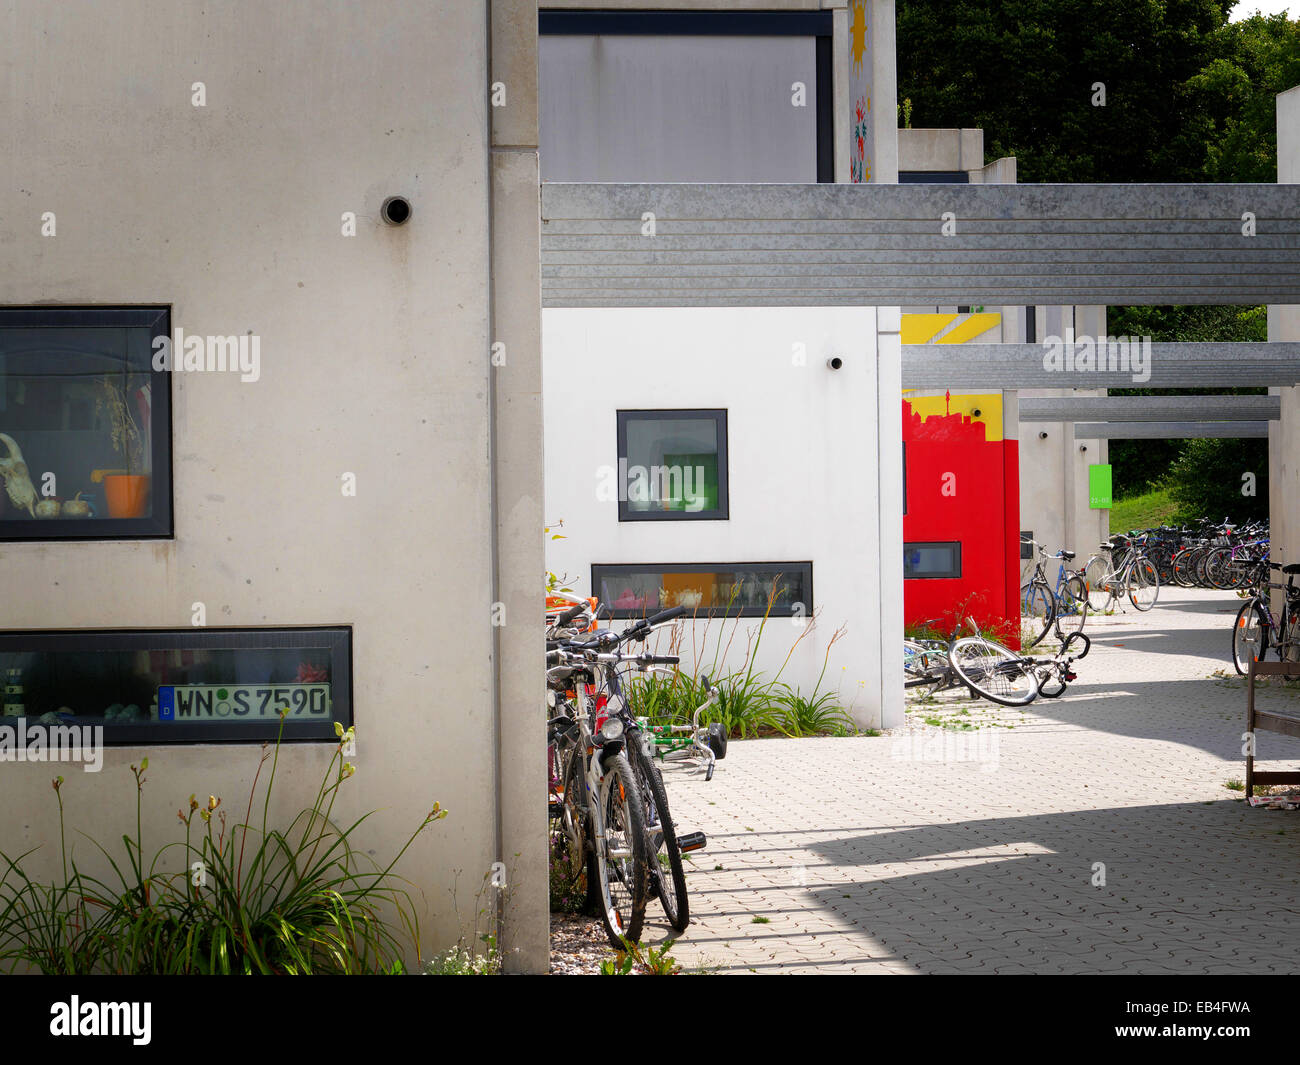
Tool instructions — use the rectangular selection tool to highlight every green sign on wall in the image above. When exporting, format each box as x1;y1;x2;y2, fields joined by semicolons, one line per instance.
1089;464;1113;510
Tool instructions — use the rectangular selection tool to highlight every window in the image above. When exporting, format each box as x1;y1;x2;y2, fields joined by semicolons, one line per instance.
1020;531;1035;561
617;410;728;522
904;542;962;580
539;11;833;182
0;307;172;540
592;562;811;618
0;627;351;745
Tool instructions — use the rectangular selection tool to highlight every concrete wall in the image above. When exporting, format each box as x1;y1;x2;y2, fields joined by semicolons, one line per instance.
1017;306;1110;583
1271;86;1300;577
543;306;902;728
0;0;546;971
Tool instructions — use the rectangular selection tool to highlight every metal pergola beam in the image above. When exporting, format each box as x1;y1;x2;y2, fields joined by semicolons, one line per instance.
1020;395;1281;422
541;183;1300;307
1073;421;1270;439
903;343;1300;389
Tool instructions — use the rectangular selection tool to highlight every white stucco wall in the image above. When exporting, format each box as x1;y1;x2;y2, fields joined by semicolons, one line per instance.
544;306;901;729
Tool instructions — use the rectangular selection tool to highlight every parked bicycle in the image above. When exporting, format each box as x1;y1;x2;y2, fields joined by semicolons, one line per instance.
547;602;708;942
1231;559;1300;674
1020;537;1089;648
1083;532;1159;612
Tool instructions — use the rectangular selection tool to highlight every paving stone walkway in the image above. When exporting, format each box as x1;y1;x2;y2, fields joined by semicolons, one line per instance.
656;588;1300;973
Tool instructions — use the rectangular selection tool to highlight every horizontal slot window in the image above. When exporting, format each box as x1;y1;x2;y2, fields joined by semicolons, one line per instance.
592;562;811;618
0;627;351;745
905;542;962;580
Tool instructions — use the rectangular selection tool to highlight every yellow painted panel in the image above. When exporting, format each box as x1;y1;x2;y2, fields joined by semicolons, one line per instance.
940;312;1003;346
900;313;957;345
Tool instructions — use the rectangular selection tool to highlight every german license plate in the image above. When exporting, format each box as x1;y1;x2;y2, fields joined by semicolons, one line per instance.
157;683;331;721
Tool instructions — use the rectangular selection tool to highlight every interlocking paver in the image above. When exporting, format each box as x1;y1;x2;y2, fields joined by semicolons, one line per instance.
643;588;1300;974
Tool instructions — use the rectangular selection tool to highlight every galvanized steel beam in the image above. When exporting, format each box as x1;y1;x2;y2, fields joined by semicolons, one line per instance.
541;183;1300;307
903;343;1300;390
1073;421;1270;439
1019;395;1281;422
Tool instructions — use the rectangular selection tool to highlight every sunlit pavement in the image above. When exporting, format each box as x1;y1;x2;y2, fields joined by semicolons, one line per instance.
657;588;1300;973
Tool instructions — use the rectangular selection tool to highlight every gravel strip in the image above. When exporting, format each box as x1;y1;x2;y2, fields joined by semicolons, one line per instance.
548;913;611;974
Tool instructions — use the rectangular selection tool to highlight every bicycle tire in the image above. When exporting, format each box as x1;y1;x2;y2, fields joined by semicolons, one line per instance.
631;739;690;932
1055;574;1089;638
1083;555;1112;611
593;750;650;949
1232;599;1269;676
1127;558;1159;611
949;636;1040;707
1021;582;1056;649
549;740;598;915
1172;548;1197;588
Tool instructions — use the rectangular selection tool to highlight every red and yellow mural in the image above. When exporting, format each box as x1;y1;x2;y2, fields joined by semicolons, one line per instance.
902;390;1021;642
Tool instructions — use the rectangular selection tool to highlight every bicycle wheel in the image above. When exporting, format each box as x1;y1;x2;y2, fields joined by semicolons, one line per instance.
1172;549;1197;588
1127;558;1159;611
549;741;597;915
1021;582;1056;649
1278;602;1300;665
1232;600;1269;675
949;636;1040;707
1204;548;1234;590
631;739;689;932
1055;574;1089;637
592;750;650;949
1083;556;1112;611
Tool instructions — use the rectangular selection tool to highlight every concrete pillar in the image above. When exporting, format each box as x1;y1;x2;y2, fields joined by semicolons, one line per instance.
878;307;904;728
846;0;897;184
1271;86;1300;572
489;0;547;973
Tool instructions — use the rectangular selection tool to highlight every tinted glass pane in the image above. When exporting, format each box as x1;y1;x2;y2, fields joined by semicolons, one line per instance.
0;629;350;744
904;543;961;579
593;563;810;617
0;309;171;539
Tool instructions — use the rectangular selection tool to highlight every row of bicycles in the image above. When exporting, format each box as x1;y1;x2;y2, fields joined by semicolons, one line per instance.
543;595;723;948
1137;517;1269;591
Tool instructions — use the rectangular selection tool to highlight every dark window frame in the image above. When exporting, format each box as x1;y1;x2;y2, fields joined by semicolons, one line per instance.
616;409;730;523
904;542;963;580
539;10;834;183
0;306;174;542
592;561;812;619
0;625;352;745
899;171;971;184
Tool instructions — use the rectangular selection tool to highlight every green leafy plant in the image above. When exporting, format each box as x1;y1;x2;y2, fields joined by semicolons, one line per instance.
600;937;682;975
0;717;446;974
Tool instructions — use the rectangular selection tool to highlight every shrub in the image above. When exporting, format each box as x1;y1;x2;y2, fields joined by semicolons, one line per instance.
0;717;445;974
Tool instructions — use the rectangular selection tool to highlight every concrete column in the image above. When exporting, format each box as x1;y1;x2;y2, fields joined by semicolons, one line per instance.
489;0;547;974
877;306;905;729
846;0;897;184
1271;86;1300;573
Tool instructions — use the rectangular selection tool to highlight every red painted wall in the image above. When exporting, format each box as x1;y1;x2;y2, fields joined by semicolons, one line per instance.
902;398;1020;643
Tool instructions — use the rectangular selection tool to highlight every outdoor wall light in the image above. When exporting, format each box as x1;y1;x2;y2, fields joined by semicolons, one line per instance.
1038;431;1049;440
827;356;843;370
381;196;412;225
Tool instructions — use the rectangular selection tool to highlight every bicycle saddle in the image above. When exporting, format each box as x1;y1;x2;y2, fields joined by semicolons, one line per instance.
1057;550;1076;561
1285;564;1300;576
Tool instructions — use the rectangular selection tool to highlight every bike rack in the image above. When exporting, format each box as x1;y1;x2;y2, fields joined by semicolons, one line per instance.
1244;659;1300;798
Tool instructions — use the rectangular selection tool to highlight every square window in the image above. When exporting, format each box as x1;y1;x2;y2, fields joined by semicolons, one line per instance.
592;562;810;618
904;542;962;580
616;410;729;521
0;627;351;745
0;307;172;540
